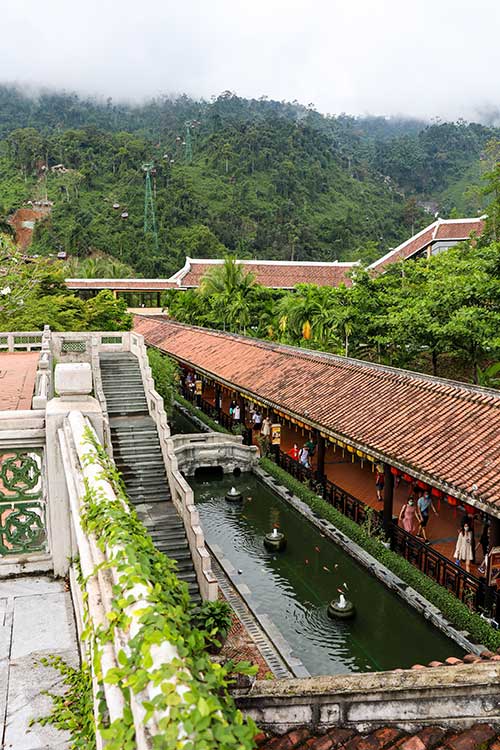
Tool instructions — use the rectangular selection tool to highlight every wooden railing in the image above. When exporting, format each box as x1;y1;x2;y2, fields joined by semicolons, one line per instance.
274;447;499;618
177;388;500;619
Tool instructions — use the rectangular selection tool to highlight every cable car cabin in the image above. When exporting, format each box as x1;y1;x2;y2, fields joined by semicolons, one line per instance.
57;250;67;260
121;212;129;220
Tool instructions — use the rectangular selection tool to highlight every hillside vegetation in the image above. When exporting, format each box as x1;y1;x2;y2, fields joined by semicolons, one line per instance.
1;87;497;277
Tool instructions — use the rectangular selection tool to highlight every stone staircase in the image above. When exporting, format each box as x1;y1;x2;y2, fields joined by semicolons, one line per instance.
99;352;200;601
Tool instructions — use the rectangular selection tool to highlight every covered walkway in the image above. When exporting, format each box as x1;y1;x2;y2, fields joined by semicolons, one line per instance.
134;315;500;616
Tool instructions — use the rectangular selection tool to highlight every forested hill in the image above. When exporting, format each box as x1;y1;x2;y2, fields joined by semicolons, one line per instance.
0;86;497;277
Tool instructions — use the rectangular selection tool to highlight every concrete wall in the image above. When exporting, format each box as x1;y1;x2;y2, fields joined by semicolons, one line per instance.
236;662;500;734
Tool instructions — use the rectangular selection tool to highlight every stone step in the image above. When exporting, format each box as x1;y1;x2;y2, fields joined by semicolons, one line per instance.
127;493;171;505
116;463;165;475
107;405;149;415
112;435;160;446
149;528;187;541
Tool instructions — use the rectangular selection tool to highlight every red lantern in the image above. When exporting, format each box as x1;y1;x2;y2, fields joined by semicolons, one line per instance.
390;467;400;476
464;504;476;516
416;480;428;490
447;495;457;506
431;488;442;498
402;473;412;483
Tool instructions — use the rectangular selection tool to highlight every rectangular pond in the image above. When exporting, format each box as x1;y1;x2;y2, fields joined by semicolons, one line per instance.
191;470;464;676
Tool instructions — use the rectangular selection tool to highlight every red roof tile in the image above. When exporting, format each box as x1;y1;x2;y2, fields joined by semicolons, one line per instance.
369;219;485;272
170;259;356;289
134;316;500;510
256;726;499;750
435;220;485;241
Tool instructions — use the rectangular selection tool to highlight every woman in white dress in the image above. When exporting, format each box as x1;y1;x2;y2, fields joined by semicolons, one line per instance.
454;523;473;572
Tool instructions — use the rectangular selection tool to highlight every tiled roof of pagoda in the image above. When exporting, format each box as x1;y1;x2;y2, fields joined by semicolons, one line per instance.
133;316;500;511
168;258;357;289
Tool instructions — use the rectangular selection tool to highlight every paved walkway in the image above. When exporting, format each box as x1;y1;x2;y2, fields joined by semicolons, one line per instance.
0;353;38;410
0;576;79;750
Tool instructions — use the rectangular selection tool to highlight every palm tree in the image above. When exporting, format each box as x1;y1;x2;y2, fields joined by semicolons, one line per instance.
199;257;256;334
199;257;256;297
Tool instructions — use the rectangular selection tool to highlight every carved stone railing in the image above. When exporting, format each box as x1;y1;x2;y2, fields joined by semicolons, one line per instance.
129;332;218;601
0;406;52;576
0;331;44;351
59;410;194;749
170;432;259;476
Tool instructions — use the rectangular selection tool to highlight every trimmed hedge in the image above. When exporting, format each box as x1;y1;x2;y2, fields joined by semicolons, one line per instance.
260;457;500;652
173;394;500;651
175;394;229;434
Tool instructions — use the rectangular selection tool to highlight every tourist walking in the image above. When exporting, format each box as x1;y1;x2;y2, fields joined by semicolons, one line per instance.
299;445;310;469
261;416;271;438
454;523;473;572
399;497;417;534
476;519;490;574
375;465;384;502
252;410;262;431
288;443;299;461
477;519;490;558
304;437;316;458
232;404;241;424
416;491;438;543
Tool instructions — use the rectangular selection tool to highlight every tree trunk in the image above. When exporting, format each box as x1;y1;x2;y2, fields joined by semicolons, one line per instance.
431;349;438;376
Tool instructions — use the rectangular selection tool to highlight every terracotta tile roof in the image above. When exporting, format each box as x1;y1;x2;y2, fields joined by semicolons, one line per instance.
435;220;486;241
410;648;500;670
168;258;357;289
255;723;499;750
66;279;177;291
369;218;485;272
134;316;500;510
0;352;39;410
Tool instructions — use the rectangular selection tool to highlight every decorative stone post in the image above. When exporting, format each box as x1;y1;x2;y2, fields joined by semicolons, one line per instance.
45;363;104;577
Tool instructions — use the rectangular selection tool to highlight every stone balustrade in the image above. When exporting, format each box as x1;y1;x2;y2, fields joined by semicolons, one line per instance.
170;431;259;476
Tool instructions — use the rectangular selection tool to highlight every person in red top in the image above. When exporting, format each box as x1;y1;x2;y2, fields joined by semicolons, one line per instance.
288;443;299;461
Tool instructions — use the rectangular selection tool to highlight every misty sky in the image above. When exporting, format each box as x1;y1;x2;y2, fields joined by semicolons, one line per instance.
2;0;499;121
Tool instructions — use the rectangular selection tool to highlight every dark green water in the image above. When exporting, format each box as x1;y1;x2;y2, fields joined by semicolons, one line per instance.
192;471;464;675
170;407;201;435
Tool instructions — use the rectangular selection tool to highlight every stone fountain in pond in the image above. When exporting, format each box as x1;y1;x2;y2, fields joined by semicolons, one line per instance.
328;584;356;620
225;486;243;502
264;526;287;552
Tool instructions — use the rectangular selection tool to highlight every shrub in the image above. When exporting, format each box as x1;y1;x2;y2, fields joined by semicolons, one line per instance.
191;600;233;652
259;457;500;651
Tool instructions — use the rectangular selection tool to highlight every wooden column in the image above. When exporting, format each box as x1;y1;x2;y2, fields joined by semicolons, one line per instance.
156;291;161;307
316;432;326;481
383;463;394;532
490;516;500;548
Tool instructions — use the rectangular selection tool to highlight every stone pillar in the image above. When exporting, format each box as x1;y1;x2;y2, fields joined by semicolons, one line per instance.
383;463;394;533
46;363;104;577
316;432;326;482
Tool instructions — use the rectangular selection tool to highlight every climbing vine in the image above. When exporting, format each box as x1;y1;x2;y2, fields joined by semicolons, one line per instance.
31;657;96;750
77;428;257;750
